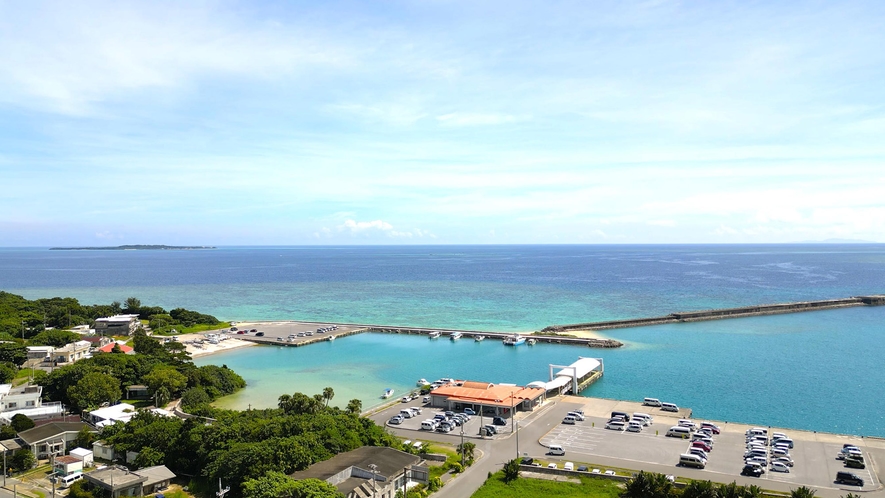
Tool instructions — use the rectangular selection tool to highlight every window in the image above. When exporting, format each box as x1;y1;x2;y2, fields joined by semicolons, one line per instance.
26;401;35;407
7;402;16;408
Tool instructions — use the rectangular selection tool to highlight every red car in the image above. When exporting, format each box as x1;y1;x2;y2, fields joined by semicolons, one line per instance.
692;440;713;452
236;330;246;334
250;328;258;333
700;422;721;434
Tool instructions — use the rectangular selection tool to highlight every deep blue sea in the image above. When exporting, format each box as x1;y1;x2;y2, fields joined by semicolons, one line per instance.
2;245;883;436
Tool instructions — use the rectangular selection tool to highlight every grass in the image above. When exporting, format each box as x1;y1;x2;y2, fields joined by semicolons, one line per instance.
153;322;231;335
471;471;623;498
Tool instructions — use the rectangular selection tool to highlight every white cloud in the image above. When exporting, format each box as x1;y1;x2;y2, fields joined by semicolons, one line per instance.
340;219;394;233
337;219;434;239
436;112;525;127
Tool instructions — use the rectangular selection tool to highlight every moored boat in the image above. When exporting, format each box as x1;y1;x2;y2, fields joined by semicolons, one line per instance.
527;338;537;346
450;332;462;340
381;388;394;399
416;378;428;386
503;334;526;346
428;331;441;339
474;335;485;342
327;335;335;341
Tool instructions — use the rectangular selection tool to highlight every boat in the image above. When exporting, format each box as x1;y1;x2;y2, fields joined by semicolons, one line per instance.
327;335;335;341
428;331;441;339
474;335;485;342
503;334;526;346
416;378;428;386
381;388;394;399
450;332;462;341
527;338;537;346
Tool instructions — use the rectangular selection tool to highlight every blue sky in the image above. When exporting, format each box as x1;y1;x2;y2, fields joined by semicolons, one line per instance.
1;1;884;245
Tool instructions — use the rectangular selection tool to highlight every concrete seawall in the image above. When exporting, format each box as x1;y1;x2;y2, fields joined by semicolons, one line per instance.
543;295;885;333
366;326;623;348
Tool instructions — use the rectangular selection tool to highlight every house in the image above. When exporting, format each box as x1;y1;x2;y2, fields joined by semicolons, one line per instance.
81;335;114;349
93;315;141;336
70;447;94;467
26;346;54;360
16;422;93;459
54;455;83;476
125;385;150;400
92;441;114;461
289;447;428;498
50;341;92;364
85;404;174;428
134;465;176;494
96;342;135;354
0;384;43;413
82;466;147;498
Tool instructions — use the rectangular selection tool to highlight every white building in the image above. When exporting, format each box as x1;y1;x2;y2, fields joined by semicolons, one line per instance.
86;404;174;428
93;315;141;336
0;384;65;423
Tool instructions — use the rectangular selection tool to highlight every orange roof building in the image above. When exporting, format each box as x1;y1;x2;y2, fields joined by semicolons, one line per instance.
97;342;134;354
428;381;546;416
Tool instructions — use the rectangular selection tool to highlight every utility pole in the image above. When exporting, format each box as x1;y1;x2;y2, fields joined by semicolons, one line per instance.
368;464;378;497
216;478;230;498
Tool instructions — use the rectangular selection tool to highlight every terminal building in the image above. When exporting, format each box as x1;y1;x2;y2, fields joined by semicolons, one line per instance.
428;381;546;416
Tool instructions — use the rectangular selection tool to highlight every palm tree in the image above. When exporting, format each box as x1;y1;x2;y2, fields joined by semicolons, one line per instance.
742;484;764;498
322;387;335;407
621;471;672;498
791;487;817;498
278;394;292;411
682;480;717;498
346;398;362;415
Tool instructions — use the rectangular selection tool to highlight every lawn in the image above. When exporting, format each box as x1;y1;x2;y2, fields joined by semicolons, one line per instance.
471;471;623;498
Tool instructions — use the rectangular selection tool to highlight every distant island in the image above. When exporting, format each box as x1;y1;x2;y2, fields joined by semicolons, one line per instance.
49;245;216;250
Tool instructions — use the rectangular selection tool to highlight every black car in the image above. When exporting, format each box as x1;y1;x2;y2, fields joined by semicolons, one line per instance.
255;332;264;337
741;464;764;478
520;457;534;466
836;471;864;486
493;416;507;426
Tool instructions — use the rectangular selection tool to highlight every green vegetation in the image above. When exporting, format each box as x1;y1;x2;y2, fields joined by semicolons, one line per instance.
471;470;622;498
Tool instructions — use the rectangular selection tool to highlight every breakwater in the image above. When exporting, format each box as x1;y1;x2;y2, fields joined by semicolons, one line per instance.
543;295;885;333
364;326;623;348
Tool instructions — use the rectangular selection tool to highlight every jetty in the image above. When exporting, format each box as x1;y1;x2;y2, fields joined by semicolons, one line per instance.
543;295;885;333
364;326;622;348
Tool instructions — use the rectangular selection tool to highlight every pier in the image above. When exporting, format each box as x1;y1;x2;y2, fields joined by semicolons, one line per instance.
542;295;885;333
365;326;622;348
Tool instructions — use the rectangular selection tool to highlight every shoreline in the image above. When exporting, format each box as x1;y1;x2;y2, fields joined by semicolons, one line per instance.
176;332;256;358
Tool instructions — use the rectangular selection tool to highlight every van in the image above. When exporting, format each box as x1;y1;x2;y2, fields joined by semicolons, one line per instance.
60;473;83;488
661;402;679;412
667;426;691;438
677;419;697;429
835;471;864;486
611;411;631;422
605;420;625;431
679;454;706;469
773;437;793;449
420;420;436;431
563;462;574;471
746;427;768;438
567;411;585;421
562;416;576;425
643;398;662;407
744;449;767;459
633;413;653;425
548;445;565;456
399;409;414;418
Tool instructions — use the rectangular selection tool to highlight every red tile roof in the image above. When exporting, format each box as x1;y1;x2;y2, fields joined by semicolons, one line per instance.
97;342;133;353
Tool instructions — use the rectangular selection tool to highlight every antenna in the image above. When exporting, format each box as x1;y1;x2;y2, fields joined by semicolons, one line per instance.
216;478;230;498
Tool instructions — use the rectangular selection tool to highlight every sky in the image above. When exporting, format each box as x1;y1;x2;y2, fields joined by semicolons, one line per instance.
1;0;884;246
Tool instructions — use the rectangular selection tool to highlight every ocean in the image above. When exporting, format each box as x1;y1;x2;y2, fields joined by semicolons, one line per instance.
2;245;884;435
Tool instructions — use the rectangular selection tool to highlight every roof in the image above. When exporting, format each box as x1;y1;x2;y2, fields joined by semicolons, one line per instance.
134;465;176;486
0;385;10;396
97;342;134;353
84;466;148;491
17;422;91;445
554;357;601;378
0;439;21;451
431;383;545;408
70;448;93;457
90;403;138;421
95;315;139;323
55;456;81;465
290;446;419;488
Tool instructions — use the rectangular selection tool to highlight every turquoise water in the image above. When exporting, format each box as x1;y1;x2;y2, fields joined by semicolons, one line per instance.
4;245;885;436
196;305;885;437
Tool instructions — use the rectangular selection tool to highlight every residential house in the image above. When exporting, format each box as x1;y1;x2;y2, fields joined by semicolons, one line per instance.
50;340;92;365
26;346;54;361
16;422;93;459
134;465;176;494
81;335;114;350
82;466;147;498
289;446;428;498
54;455;83;476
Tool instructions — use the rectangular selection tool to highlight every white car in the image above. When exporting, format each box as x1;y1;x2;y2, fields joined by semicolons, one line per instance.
547;462;557;469
564;462;574;471
770;461;790;473
626;422;643;432
772;456;794;467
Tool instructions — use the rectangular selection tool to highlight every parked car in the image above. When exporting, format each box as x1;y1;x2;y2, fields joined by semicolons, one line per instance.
835;471;864;486
700;422;721;434
770;461;790;473
741;464;764;477
691;440;712;452
773;456;794;467
845;457;866;469
389;416;403;425
493;416;507;426
520;457;534;465
255;332;264;337
577;465;588;472
463;408;476;415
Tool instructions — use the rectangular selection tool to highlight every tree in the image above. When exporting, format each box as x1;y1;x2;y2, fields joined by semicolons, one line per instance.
67;479;95;498
457;442;475;466
621;471;672;498
134;446;165;468
322;387;334;407
143;365;188;400
181;387;212;410
0;425;16;439
10;449;35;472
682;480;717;498
346;399;362;415
124;297;142;313
0;343;27;366
502;458;520;483
0;362;16;384
791;487;817;498
10;414;35;432
29;329;80;347
74;426;96;449
242;472;342;498
67;372;122;411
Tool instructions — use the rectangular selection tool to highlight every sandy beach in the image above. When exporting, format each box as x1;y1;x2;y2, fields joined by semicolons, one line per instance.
175;332;256;358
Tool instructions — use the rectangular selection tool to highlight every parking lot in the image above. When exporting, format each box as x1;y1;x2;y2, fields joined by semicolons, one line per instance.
533;398;883;495
383;397;512;439
227;321;364;345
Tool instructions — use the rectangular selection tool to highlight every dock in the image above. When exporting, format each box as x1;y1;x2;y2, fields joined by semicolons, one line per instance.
543;295;885;333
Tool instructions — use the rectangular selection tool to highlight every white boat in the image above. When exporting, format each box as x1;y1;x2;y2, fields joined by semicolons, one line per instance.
450;332;462;341
503;334;526;346
381;388;394;399
428;331;441;339
416;378;428;386
527;338;537;346
327;335;335;341
474;335;485;342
